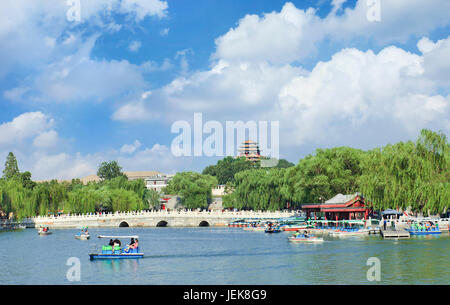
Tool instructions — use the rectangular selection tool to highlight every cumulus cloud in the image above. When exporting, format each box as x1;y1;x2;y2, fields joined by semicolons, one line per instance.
0;0;169;78
276;41;449;145
5;35;150;103
138;36;449;154
32;130;60;149
0;111;187;180
0;112;54;146
120;140;142;154
213;1;450;64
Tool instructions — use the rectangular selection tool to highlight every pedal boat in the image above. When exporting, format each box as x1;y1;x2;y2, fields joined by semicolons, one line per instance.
89;235;144;260
38;227;52;235
75;233;90;240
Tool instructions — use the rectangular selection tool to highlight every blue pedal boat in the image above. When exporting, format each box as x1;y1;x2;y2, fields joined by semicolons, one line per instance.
89;235;144;260
406;229;442;235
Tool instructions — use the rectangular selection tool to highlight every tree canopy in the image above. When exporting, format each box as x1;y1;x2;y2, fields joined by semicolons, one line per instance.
0;160;159;220
3;152;20;179
97;160;126;180
164;172;217;209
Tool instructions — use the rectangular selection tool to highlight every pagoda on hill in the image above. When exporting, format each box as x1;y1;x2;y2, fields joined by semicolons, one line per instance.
238;140;262;162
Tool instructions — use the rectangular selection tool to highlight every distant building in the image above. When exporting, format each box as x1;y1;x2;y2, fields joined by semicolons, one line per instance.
212;185;226;197
301;193;372;221
78;171;173;193
144;174;174;193
238;140;262;162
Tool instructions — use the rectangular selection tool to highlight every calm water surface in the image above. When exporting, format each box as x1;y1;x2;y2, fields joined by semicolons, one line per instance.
0;227;449;284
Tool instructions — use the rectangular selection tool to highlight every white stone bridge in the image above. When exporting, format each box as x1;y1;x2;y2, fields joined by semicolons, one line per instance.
26;210;296;228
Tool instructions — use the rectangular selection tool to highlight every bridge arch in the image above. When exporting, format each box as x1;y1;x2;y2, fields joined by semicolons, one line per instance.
119;221;129;227
199;220;210;227
156;220;168;227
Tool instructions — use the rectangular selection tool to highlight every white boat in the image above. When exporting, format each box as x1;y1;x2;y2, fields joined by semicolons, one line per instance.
38;230;52;235
75;233;90;240
38;226;52;235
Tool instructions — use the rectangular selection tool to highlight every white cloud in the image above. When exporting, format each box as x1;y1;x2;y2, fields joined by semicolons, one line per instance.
112;99;158;122
33;130;60;148
128;40;142;52
418;36;450;88
0;0;169;78
0;112;54;146
137;36;449;154
5;35;150;103
120;140;142;154
0;111;186;180
160;28;169;36
276;41;449;145
213;1;450;65
118;0;169;20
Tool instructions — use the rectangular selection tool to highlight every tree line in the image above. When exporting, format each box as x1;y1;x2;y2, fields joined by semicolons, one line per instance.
1;129;448;218
165;129;448;214
0;159;160;220
220;129;449;214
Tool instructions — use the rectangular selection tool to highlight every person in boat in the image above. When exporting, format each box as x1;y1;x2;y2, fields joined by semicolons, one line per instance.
124;238;139;252
303;230;309;238
108;239;121;251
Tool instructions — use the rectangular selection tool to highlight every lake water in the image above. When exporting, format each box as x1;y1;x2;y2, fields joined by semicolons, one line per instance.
0;227;449;285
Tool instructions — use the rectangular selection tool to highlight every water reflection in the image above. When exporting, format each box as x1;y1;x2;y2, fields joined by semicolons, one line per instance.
0;229;448;284
96;259;140;274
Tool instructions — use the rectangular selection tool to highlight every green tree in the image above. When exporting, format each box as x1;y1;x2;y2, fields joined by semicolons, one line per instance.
202;156;258;184
164;172;218;209
20;171;36;190
3;152;20;179
359;129;449;214
275;159;295;168
97;160;125;180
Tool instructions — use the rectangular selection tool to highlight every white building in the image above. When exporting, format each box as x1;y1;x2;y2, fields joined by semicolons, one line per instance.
145;174;174;193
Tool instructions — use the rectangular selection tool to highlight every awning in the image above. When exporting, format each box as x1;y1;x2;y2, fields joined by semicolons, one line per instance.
381;209;402;215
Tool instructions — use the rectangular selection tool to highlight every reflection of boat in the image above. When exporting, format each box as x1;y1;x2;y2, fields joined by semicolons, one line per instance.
288;235;323;243
89;235;144;260
265;227;281;233
329;228;370;237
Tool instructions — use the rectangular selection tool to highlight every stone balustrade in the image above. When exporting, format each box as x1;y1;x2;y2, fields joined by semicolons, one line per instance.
26;209;297;228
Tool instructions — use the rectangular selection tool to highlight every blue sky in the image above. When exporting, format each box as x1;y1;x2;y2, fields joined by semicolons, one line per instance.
0;0;449;180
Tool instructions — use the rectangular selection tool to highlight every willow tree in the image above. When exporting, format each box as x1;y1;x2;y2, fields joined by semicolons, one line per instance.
280;147;366;205
164;172;218;209
224;168;288;211
359;129;449;214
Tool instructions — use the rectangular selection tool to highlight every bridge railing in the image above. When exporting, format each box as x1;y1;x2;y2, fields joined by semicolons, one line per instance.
29;209;295;222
